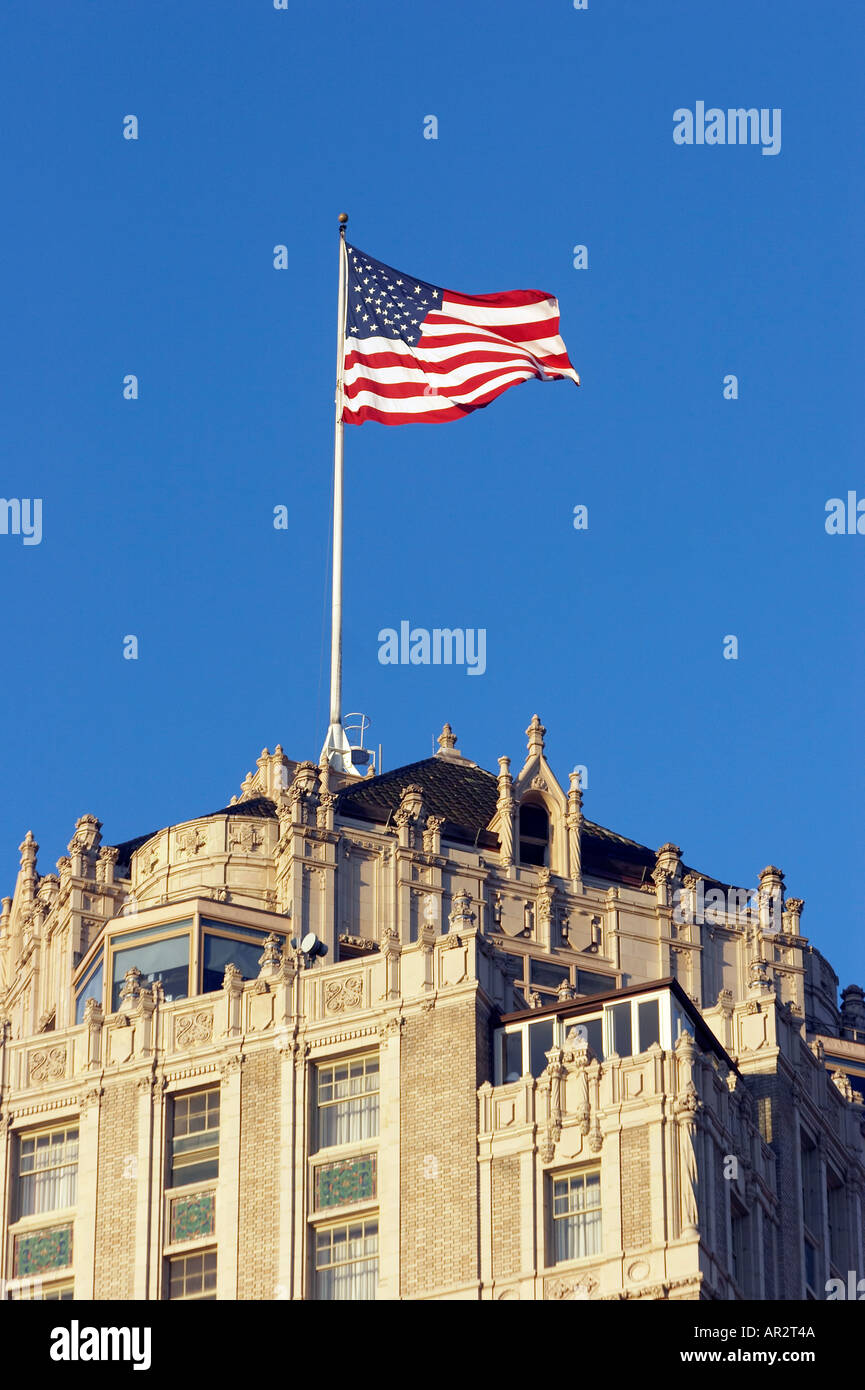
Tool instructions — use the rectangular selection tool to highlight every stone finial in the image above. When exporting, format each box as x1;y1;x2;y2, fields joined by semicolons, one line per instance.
656;844;683;875
568;768;584;805
119;966;142;1007
758;865;785;895
437;722;457;753
526;715;546;758
257;934;282;978
222;962;243;990
448;889;475;932
69;814;102;856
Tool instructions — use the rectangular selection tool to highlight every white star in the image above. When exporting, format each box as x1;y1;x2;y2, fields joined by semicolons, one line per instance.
396;278;403;285
414;285;421;294
411;318;418;325
362;313;369;321
432;290;439;298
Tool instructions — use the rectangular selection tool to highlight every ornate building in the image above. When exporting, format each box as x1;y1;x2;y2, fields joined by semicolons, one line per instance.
0;717;863;1301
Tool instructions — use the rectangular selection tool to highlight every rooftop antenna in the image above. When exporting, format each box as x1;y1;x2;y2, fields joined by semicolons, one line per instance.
320;212;362;778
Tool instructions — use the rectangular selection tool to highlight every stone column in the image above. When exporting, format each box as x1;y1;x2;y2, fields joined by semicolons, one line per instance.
377;1016;403;1298
216;1054;244;1299
496;758;515;869
566;770;583;885
75;1084;103;1299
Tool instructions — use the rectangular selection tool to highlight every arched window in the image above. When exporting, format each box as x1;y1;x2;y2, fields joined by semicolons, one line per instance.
519;802;549;867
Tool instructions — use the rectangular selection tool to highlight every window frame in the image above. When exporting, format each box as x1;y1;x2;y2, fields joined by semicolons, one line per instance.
518;800;550;868
165;1247;218;1301
548;1167;602;1268
312;1214;379;1301
167;1087;220;1192
494;990;673;1084
14;1123;79;1223
314;1053;381;1154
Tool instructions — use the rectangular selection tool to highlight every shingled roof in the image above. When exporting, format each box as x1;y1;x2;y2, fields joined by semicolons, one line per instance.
108;761;679;890
336;755;660;886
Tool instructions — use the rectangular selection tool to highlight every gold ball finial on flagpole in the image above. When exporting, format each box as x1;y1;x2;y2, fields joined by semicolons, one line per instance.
338;213;348;225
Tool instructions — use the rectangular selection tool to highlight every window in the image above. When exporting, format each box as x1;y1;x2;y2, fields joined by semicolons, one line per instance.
519;803;549;867
530;958;571;995
800;1132;822;1295
551;1170;601;1263
111;934;190;1010
576;970;616;996
498;1018;557;1082
501;1030;524;1083
580;1016;604;1061
730;1200;749;1293
314;1218;378;1300
17;1127;78;1219
528;1019;554;1077
827;1172;847;1273
201;933;268;994
637;999;661;1050
9;1280;75;1300
608;1002;632;1057
168;1249;217;1300
317;1056;380;1149
170;1090;220;1187
75;958;103;1024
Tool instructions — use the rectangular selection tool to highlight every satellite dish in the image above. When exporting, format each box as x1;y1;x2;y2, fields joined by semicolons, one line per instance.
290;938;299;951
300;933;318;954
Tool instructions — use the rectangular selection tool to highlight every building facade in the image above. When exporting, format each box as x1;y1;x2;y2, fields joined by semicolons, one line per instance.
0;716;863;1301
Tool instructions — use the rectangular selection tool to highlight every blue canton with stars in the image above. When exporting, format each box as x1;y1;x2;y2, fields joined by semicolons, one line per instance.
346;245;442;343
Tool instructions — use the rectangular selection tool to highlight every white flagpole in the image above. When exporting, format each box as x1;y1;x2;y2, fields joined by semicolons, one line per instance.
321;212;357;775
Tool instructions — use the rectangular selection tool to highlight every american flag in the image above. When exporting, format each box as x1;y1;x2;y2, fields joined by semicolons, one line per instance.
341;244;579;425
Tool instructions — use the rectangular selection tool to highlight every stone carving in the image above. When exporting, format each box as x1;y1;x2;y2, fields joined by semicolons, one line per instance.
545;1272;598;1300
29;1046;66;1083
229;823;263;853
175;1011;214;1049
324;977;363;1014
176;827;207;858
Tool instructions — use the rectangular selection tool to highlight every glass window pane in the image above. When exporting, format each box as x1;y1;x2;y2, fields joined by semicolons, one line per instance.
530;959;571;991
609;1002;632;1058
638;999;660;1051
112;935;189;1010
582;1016;604;1061
503;1031;523;1082
576;970;616;996
75;962;104;1024
202;934;268;994
529;1020;554;1078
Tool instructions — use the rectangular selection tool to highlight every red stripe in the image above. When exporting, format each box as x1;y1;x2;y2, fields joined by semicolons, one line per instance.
444;288;555;309
343;364;536;403
430;313;560;342
343;373;548;425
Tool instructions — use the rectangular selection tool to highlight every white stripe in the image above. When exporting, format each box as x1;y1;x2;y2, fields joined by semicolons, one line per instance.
438;295;558;328
419;320;569;358
346;368;537;414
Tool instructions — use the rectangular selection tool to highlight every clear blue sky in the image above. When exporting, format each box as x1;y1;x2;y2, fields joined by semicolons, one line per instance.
1;2;862;989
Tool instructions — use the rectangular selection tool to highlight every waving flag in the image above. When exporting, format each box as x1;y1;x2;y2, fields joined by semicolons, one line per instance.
341;244;579;425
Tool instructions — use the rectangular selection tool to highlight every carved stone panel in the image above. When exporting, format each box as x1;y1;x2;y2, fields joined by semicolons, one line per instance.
174;1010;214;1050
29;1046;67;1085
323;977;364;1015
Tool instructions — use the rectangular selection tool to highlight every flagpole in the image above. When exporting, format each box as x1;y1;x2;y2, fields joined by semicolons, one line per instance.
321;212;356;775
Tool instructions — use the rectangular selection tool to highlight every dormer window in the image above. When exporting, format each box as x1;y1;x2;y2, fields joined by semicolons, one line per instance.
519;802;549;867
